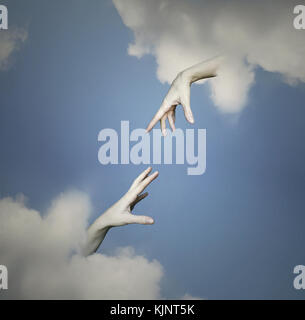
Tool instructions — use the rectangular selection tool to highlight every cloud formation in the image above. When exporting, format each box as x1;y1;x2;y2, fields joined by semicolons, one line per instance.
0;192;163;299
113;0;305;112
0;28;27;70
181;293;204;300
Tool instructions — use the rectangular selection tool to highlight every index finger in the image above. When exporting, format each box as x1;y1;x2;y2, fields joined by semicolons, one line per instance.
129;167;152;190
146;108;165;133
135;171;159;195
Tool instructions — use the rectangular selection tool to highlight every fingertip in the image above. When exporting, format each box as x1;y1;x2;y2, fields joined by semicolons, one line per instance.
183;109;194;124
189;113;194;123
185;115;194;124
146;217;154;224
153;171;159;177
146;124;153;133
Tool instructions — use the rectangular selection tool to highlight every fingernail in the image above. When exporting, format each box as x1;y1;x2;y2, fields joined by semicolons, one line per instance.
147;218;154;224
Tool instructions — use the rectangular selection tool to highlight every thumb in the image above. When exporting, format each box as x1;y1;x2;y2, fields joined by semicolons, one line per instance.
127;214;154;225
181;98;194;124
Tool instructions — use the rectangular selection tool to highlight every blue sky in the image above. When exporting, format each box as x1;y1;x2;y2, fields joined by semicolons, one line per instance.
1;0;305;299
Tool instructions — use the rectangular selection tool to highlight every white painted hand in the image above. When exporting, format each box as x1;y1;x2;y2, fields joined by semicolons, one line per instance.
146;56;224;135
98;167;158;228
146;72;193;136
82;167;158;256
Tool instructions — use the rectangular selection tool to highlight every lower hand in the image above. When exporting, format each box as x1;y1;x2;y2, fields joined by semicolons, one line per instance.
95;167;158;229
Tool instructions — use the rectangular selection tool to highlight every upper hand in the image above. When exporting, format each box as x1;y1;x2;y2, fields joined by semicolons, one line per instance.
146;72;194;136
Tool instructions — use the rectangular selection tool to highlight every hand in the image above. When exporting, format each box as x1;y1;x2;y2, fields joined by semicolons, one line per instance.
82;167;159;256
146;72;194;136
146;56;223;135
99;167;158;227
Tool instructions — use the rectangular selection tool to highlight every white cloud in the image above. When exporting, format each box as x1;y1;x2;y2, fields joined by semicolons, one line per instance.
0;192;163;299
0;191;202;299
181;293;204;300
113;0;305;113
0;28;27;70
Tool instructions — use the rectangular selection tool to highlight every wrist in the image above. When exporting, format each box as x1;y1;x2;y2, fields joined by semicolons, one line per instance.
91;213;112;234
179;56;224;85
178;70;193;85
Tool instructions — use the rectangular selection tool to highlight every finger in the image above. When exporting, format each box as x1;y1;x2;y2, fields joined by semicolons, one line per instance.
168;111;176;132
125;171;158;205
130;192;148;211
182;104;194;124
146;108;165;133
181;97;194;124
129;167;152;190
135;171;159;195
160;114;167;136
127;214;154;225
